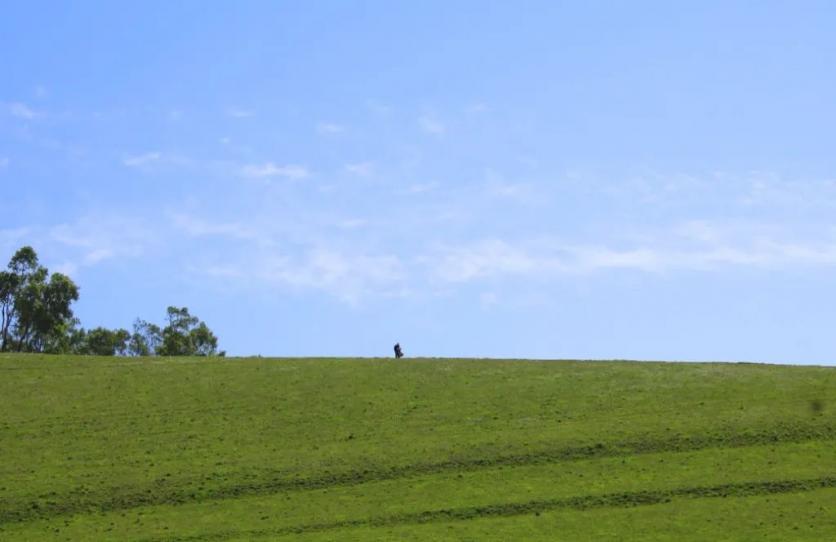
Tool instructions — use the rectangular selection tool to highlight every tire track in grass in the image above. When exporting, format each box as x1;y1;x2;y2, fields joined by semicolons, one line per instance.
150;476;836;541
1;424;833;525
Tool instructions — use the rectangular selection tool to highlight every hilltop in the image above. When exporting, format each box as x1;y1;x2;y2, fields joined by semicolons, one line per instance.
0;355;833;540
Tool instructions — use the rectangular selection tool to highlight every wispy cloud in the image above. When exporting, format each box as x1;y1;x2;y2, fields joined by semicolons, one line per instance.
227;107;255;118
170;213;260;241
418;115;445;135
249;248;406;304
0;227;30;254
432;240;545;282
479;291;499;308
49;218;150;257
484;179;535;202
241;162;309;180
6;101;43;119
586;170;836;211
738;173;836;208
24;215;158;277
344;161;374;176
123;152;162;167
53;249;120;276
194;246;406;304
465;102;489;114
405;181;439;194
316;122;345;134
429;230;836;283
336;218;367;229
171;211;405;303
366;101;392;115
480;168;539;204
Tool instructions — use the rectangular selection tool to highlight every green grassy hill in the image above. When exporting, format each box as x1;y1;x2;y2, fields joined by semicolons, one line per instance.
0;355;833;541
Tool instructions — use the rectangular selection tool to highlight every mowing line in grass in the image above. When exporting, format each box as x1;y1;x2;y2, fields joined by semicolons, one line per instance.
142;476;836;541
2;422;833;525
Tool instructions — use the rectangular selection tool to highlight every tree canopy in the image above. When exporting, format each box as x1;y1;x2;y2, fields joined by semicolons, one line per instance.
1;246;222;356
129;308;220;356
0;246;79;352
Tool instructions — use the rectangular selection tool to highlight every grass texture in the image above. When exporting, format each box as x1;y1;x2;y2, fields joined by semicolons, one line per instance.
0;355;833;540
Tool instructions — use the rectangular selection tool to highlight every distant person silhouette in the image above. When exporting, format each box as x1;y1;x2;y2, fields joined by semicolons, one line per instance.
394;343;404;359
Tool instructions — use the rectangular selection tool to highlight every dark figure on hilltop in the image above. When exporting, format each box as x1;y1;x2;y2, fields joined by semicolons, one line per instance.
394;343;404;359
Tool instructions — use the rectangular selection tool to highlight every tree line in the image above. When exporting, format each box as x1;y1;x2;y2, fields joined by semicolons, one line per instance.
0;246;222;356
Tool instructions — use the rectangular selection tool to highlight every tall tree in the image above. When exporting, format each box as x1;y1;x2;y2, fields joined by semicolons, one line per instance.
0;246;79;352
128;318;163;356
157;306;219;356
76;327;130;356
1;247;222;357
0;270;19;349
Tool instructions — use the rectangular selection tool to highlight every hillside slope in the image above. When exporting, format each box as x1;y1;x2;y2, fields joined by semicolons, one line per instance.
1;355;833;540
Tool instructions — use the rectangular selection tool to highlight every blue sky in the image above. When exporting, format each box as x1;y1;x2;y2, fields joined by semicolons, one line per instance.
2;1;836;363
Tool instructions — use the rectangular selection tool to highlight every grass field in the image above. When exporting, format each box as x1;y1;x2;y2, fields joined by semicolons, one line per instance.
0;355;833;541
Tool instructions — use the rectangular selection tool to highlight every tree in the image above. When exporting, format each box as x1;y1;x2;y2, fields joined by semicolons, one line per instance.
157;306;219;356
0;246;223;357
75;327;130;356
190;322;219;356
159;306;198;356
0;246;79;353
0;270;20;349
33;272;80;352
126;309;219;357
128;319;163;356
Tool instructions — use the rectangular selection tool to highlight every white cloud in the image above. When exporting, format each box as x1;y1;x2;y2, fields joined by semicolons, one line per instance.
479;168;539;204
480;291;499;308
429;229;836;283
0;216;159;278
336;218;367;229
317;122;345;134
344;162;374;176
6;102;42;119
418;115;446;135
49;219;149;259
0;227;30;254
53;262;79;276
675;220;723;243
172;212;405;303
241;162;309;180
227;107;254;118
170;213;260;241
203;264;245;279
405;182;438;194
432;240;546;282
83;248;114;265
123;152;162;167
258;249;406;304
738;174;836;208
366;101;392;115
465;103;489;114
484;180;534;201
586;170;836;212
569;246;666;272
197;248;406;304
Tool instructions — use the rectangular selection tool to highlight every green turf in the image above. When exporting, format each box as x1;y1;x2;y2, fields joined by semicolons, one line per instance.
0;354;833;540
